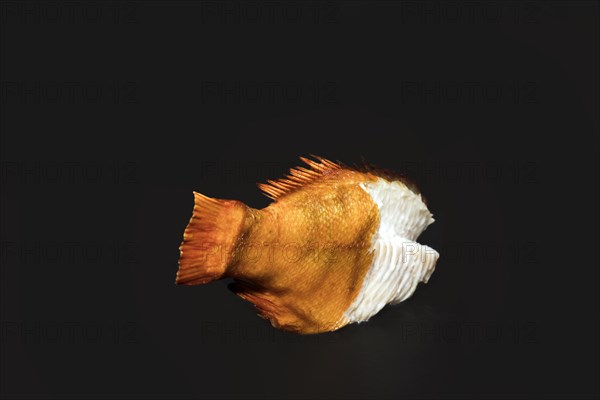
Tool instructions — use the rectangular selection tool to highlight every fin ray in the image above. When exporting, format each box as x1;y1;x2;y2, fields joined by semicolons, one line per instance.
176;192;248;285
259;155;342;200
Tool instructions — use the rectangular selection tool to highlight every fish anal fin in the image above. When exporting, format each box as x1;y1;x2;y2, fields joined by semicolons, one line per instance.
228;282;302;333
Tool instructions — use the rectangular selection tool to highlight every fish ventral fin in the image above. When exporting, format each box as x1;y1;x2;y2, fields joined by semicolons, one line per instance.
258;155;342;201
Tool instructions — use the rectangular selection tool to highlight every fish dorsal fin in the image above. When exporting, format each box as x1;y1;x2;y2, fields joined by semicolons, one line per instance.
258;155;342;200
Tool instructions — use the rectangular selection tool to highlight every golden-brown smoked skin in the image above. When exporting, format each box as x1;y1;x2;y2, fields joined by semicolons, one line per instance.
226;170;380;333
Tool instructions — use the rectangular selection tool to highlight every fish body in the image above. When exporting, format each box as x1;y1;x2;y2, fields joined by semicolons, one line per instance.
177;156;439;334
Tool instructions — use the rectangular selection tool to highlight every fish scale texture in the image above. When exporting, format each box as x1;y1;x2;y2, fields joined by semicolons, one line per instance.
177;157;439;334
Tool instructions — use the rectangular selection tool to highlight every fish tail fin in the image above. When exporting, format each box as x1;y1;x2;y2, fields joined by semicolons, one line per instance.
176;192;249;285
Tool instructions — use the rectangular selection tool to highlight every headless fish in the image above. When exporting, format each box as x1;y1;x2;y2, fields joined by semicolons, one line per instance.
176;156;439;334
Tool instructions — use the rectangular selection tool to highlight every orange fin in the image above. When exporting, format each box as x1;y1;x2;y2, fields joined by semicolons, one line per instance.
176;192;248;285
228;281;302;333
258;155;342;201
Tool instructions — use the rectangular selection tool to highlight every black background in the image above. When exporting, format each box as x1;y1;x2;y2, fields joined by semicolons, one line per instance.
1;1;598;399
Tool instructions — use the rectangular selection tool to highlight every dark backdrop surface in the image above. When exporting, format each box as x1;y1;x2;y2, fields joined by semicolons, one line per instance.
1;1;598;399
